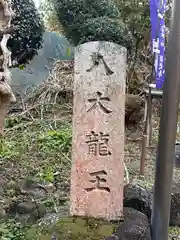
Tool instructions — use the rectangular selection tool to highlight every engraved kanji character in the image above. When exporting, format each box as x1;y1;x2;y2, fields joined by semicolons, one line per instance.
85;131;99;155
84;170;110;192
87;91;112;114
99;132;111;156
86;52;114;76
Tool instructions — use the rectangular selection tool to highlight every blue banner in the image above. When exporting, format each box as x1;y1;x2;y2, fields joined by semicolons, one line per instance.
150;0;167;89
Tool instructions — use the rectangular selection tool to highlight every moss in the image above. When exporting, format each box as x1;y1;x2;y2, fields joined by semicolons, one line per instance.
35;216;117;240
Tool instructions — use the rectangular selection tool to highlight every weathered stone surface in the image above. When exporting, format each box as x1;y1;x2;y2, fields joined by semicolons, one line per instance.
18;179;53;199
5;198;46;223
16;201;36;214
123;179;180;227
123;182;152;220
106;207;151;240
70;41;126;220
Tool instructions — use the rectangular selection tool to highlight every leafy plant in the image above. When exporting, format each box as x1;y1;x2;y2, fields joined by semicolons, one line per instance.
0;220;28;240
0;139;19;158
38;129;72;153
38;166;55;182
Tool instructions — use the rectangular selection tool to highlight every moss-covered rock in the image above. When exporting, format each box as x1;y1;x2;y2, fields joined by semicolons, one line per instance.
25;209;152;240
24;216;116;240
35;216;116;240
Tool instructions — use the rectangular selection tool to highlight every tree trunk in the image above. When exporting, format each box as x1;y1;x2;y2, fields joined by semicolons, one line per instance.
0;0;16;136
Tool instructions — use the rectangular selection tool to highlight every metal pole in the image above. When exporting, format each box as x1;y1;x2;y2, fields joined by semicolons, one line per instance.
151;1;180;240
140;87;151;175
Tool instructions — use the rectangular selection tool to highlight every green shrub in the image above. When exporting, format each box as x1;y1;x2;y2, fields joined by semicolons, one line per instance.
70;17;134;52
7;0;44;66
52;0;135;52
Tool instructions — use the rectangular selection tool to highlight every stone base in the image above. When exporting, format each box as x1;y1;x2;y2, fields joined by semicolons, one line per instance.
106;207;151;240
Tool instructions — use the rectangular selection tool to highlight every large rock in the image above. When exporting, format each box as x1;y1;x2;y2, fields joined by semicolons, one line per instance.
123;182;152;220
125;94;144;126
123;179;180;227
6;199;46;218
106;207;151;240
